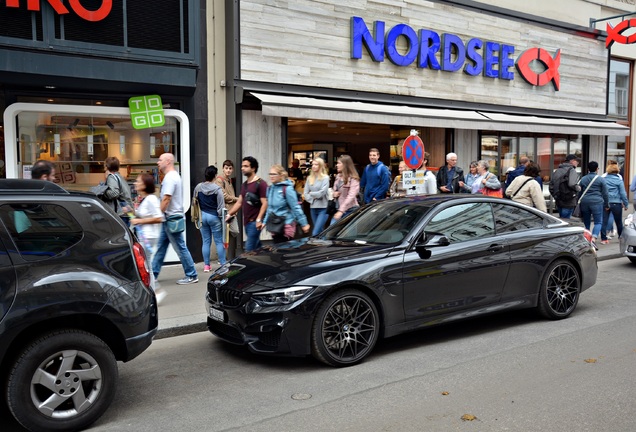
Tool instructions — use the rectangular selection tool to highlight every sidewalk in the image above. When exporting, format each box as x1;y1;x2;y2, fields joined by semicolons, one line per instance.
153;238;625;340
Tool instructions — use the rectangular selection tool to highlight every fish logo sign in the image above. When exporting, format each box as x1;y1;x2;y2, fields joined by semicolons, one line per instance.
606;20;636;49
515;48;561;91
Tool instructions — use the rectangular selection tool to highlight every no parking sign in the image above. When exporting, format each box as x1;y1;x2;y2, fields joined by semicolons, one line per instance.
402;131;425;169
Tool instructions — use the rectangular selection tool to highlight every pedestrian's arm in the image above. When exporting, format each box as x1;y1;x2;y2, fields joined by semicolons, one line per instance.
160;194;172;213
227;195;242;218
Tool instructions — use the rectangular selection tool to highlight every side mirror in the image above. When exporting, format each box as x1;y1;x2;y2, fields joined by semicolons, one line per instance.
417;232;450;248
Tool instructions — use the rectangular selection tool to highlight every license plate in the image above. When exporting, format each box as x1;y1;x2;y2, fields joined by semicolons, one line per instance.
208;306;225;322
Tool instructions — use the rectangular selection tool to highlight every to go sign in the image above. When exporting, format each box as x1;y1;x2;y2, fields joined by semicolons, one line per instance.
5;0;113;22
129;95;165;130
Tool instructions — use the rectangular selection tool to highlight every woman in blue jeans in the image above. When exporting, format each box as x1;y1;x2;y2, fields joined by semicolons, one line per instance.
577;161;608;243
600;163;629;244
303;157;330;235
194;165;227;272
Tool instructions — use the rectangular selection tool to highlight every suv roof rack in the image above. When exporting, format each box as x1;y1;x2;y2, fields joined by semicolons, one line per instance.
0;179;69;194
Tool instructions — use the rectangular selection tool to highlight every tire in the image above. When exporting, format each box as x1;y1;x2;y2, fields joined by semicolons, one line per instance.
6;329;118;432
537;259;581;320
629;257;636;265
311;289;379;367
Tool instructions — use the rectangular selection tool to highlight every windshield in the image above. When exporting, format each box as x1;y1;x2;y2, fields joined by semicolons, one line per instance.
319;201;433;244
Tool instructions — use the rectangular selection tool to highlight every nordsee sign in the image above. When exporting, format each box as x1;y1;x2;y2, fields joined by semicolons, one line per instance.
350;16;561;90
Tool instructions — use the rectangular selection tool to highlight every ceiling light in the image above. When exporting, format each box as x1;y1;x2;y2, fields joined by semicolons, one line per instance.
307;119;313;122
45;85;56;89
95;101;102;105
47;99;54;102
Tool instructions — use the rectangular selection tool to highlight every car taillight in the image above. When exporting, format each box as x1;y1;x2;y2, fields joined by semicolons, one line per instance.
132;242;151;288
583;229;594;245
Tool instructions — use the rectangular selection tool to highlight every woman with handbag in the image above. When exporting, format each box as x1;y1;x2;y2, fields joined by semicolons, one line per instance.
303;157;330;235
577;161;608;244
465;160;501;195
599;163;628;244
330;155;361;225
505;163;547;212
194;165;227;272
264;164;310;243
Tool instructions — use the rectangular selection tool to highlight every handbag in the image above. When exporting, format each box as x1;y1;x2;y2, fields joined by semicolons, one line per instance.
166;214;185;234
190;194;202;229
480;173;503;198
572;204;582;218
326;199;338;216
90;184;109;199
266;214;285;235
228;216;240;237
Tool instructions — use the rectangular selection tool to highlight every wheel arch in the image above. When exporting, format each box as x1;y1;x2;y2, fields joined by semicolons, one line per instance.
541;254;583;288
0;314;126;380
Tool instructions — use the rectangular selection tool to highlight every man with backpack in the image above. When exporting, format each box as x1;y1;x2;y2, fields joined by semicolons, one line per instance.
360;148;390;204
226;156;268;252
549;154;581;218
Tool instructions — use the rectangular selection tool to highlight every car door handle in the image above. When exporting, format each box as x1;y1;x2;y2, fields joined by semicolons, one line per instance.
487;244;505;252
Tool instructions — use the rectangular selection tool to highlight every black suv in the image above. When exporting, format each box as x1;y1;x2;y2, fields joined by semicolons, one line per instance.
0;179;158;431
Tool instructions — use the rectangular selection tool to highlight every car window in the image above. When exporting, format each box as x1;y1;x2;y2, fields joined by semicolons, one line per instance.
492;202;545;233
425;202;495;243
322;201;432;244
0;203;83;261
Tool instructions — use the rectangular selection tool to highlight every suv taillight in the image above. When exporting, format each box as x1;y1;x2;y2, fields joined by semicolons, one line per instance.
132;242;151;288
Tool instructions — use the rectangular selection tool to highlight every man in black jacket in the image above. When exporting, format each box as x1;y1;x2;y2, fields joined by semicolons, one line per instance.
549;154;581;218
436;152;465;194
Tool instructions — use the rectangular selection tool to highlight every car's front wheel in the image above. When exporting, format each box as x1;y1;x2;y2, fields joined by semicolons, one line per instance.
538;259;580;319
6;329;118;432
311;289;380;367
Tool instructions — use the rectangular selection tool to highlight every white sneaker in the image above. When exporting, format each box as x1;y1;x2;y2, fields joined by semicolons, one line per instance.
155;289;168;305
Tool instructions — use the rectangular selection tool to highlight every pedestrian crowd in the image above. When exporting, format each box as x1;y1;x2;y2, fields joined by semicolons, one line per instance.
31;146;636;296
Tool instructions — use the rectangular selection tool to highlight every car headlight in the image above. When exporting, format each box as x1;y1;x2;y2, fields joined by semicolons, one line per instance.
247;286;315;313
624;214;635;229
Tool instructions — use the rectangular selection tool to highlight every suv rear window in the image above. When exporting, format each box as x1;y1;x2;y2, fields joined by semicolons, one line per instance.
0;203;83;261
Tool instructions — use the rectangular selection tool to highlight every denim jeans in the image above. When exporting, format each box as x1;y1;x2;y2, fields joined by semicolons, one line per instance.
201;212;226;266
311;208;328;236
558;207;574;218
244;221;262;252
152;219;197;279
580;202;604;239
601;203;624;240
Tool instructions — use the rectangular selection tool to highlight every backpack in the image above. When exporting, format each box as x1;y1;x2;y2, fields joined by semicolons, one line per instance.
555;167;577;203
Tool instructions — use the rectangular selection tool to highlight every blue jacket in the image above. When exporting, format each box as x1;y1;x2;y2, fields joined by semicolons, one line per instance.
506;164;543;189
360;161;390;203
264;180;308;226
578;174;608;207
604;173;628;206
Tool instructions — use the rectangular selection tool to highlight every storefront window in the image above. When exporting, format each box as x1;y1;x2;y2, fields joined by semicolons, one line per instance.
500;136;517;175
608;59;631;119
481;135;498;174
15;109;179;191
606;135;626;176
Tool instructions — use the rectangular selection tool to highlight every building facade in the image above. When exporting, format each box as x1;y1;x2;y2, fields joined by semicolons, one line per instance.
221;0;633;203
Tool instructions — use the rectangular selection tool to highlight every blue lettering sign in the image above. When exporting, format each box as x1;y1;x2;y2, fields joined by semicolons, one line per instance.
350;16;520;83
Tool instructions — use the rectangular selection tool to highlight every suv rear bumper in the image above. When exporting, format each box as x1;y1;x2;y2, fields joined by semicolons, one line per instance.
125;326;158;361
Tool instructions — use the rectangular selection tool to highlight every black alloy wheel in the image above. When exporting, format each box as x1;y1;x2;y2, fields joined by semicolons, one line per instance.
538;259;581;319
311;289;380;367
6;329;118;432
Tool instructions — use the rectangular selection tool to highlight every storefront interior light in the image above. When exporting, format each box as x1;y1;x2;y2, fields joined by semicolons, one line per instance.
47;99;54;102
45;86;56;89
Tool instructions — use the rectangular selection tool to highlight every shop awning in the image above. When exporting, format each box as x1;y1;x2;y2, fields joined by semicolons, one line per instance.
252;93;630;136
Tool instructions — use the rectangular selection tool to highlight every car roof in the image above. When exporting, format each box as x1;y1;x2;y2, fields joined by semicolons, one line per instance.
0;179;70;195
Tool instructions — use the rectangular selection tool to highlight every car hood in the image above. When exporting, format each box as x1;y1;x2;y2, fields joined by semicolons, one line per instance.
208;237;393;292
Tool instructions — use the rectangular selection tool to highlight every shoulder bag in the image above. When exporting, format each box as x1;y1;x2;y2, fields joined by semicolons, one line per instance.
572;175;598;218
480;173;503;198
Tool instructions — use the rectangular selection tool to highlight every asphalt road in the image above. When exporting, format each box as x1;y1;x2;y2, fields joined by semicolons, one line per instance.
4;258;636;431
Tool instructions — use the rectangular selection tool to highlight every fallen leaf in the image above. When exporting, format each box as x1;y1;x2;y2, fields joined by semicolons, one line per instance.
584;358;597;363
441;391;449;396
461;414;477;421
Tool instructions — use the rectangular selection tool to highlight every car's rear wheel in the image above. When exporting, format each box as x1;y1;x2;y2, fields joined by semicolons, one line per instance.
538;259;580;319
311;289;379;367
6;329;118;432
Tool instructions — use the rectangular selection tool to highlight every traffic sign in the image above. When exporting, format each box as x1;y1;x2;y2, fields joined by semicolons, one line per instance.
402;135;425;169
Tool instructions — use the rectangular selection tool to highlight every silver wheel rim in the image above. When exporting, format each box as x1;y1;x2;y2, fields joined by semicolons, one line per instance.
546;263;579;315
321;295;377;363
30;349;103;418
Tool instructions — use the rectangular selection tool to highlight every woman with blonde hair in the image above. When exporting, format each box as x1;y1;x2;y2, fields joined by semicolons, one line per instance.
330;155;361;225
263;164;310;243
304;157;330;235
